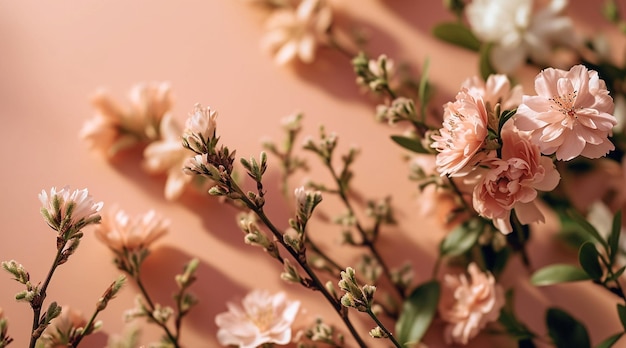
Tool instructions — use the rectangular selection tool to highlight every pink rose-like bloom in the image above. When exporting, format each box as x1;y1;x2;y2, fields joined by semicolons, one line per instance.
431;89;491;177
473;127;561;234
462;74;523;112
516;65;617;161
216;290;300;348
261;0;332;65
94;206;169;253
439;263;505;345
144;114;193;200
39;186;103;231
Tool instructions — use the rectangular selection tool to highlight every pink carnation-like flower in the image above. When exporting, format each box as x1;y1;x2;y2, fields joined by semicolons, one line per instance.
431;89;491;177
438;263;505;345
260;0;332;65
516;64;617;161
216;290;300;348
94;206;169;253
472;127;560;234
462;74;523;112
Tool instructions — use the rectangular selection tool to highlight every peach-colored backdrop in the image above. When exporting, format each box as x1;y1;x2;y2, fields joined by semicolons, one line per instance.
0;1;624;347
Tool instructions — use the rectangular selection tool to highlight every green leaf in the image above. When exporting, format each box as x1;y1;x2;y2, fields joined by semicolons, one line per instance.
531;264;591;286
546;308;591;348
440;218;483;256
396;280;440;347
390;135;430;154
566;209;609;251
609;211;622;265
498;109;517;135
618;304;626;331
432;22;481;51
596;332;623;348
578;242;603;280
479;43;497;81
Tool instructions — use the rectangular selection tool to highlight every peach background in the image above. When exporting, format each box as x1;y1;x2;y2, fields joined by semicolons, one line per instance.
0;1;624;347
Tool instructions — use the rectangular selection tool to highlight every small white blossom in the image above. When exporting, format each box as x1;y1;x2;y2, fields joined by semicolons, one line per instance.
39;186;103;233
466;0;577;73
183;103;218;154
261;0;333;65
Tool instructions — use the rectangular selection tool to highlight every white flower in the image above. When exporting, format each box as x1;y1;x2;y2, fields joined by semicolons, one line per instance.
215;290;300;348
143;114;192;200
261;0;333;65
39;186;103;232
466;0;577;73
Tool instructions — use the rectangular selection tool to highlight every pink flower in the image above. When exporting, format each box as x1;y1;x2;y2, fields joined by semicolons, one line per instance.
260;0;332;65
216;290;300;348
182;103;218;154
438;263;505;345
81;82;173;157
144;114;193;200
472;127;560;234
94;206;169;254
461;74;523;112
40;306;88;348
516;65;617;161
431;89;491;177
39;186;103;232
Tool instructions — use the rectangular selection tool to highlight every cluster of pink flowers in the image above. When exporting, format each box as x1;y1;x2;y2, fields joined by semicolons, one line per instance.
432;65;617;234
81;82;205;201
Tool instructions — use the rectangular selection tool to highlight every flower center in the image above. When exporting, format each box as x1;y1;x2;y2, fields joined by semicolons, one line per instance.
249;306;275;332
549;90;580;119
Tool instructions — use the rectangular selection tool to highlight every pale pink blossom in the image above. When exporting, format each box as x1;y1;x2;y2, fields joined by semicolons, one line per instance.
182;103;218;154
183;154;211;176
94;206;169;253
144;114;193;200
472;127;560;234
39;186;103;232
431;89;491;177
516;65;617;161
260;0;332;65
40;306;88;348
81;82;173;157
438;263;505;345
466;0;578;73
411;155;461;226
216;290;300;348
461;74;523;112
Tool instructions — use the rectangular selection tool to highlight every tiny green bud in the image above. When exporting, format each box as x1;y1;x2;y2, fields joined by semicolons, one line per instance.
280;259;302;284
